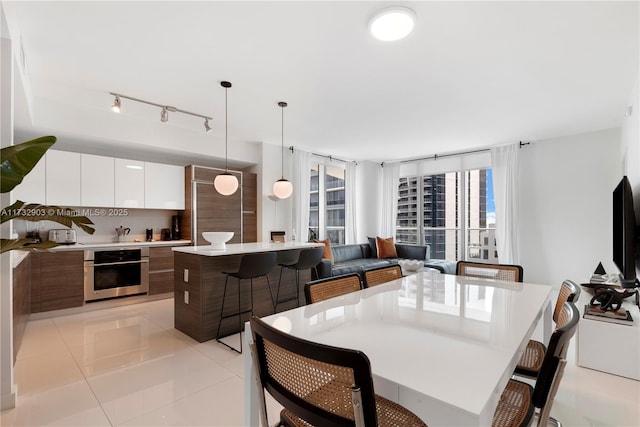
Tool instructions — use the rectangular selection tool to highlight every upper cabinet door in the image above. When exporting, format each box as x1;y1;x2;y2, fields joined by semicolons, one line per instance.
114;158;145;208
81;154;114;207
11;156;46;204
144;162;185;209
46;150;81;207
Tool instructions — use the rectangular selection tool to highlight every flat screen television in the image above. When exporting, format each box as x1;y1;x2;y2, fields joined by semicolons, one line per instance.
613;176;639;288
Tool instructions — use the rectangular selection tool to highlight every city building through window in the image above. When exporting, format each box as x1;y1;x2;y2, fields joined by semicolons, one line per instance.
309;163;346;244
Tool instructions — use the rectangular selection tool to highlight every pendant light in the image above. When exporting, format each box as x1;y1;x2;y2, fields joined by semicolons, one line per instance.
273;101;293;199
214;81;239;196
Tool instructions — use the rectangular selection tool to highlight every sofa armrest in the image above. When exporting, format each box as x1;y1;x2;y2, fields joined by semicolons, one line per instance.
395;243;430;260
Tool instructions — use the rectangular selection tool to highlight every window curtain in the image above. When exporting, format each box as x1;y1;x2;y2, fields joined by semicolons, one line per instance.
491;144;520;264
345;161;357;244
292;148;311;242
379;162;400;238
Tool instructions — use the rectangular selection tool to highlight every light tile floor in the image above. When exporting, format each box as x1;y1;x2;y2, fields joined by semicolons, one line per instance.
2;298;639;426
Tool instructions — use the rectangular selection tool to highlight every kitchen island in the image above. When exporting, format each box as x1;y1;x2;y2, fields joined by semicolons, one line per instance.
172;242;323;342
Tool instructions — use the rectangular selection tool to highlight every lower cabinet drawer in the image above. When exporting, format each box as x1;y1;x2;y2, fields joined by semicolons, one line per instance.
149;271;174;295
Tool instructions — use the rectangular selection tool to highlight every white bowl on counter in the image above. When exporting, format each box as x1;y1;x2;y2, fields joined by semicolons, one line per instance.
202;232;234;250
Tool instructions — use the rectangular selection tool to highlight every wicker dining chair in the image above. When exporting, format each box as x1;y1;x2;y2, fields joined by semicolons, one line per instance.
249;316;428;427
514;280;581;378
456;261;523;282
362;265;403;288
304;273;363;304
492;302;580;427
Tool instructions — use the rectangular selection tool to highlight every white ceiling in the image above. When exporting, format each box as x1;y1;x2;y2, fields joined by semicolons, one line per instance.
4;1;639;164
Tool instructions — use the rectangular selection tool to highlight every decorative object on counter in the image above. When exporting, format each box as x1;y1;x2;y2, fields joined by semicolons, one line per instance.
213;81;239;196
583;304;633;325
1;135;95;253
115;226;131;243
270;231;285;243
272;101;293;199
109;92;212;133
146;228;153;242
202;231;234;250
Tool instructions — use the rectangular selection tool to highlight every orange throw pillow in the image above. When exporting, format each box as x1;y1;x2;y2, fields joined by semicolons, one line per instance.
376;236;397;259
313;238;334;264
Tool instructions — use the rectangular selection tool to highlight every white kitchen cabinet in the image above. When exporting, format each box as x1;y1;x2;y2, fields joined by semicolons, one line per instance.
46;150;81;206
81;154;114;207
144;162;185;209
11;155;46;204
114;158;145;208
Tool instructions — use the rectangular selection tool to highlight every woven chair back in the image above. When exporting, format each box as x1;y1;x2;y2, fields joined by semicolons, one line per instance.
363;265;403;288
250;316;378;427
531;302;579;419
305;273;363;304
553;280;580;323
456;261;523;282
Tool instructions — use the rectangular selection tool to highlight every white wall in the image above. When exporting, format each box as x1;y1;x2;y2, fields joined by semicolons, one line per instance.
355;161;381;243
519;128;621;287
259;142;292;242
621;71;639;279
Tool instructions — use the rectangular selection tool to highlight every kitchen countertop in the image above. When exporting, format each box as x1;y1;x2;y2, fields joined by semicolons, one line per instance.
172;241;323;257
48;239;192;251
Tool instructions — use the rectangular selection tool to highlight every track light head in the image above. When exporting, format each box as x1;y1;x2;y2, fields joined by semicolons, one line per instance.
111;95;121;113
204;118;212;133
161;107;168;123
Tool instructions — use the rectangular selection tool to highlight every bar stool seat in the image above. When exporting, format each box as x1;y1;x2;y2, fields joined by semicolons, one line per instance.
273;247;324;310
216;252;277;353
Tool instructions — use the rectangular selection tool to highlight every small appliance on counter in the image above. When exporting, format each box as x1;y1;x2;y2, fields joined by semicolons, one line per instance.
171;215;181;240
48;229;77;245
161;228;172;241
115;226;131;243
146;228;153;242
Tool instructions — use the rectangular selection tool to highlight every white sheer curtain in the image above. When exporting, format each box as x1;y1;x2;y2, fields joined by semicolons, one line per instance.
292;148;311;242
379;162;400;238
491;144;520;264
345;161;357;244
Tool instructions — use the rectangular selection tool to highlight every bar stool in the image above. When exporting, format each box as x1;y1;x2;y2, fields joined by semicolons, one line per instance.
216;252;277;353
273;247;324;310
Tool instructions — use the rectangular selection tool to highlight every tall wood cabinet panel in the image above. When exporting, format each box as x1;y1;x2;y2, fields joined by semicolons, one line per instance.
149;246;175;295
114;158;145;208
46;150;81;206
13;255;31;362
180;166;257;245
81;154;115;207
30;251;84;313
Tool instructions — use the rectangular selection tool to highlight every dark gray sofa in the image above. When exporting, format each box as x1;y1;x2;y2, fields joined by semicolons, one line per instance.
315;242;456;279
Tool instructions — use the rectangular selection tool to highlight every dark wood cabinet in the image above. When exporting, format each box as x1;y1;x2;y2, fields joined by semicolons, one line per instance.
13;254;31;362
149;246;175;295
180;165;257;246
30;251;84;313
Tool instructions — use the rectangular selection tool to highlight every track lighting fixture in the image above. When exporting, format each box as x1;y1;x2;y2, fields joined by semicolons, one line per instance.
111;95;121;113
213;81;239;196
109;92;212;132
273;101;293;199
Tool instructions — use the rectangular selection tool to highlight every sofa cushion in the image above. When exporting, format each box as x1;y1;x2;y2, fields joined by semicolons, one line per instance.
376;236;397;258
423;259;457;275
331;258;395;277
331;244;366;263
395;244;427;260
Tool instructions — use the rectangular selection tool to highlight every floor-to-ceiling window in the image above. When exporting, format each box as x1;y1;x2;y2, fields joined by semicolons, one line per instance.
309;162;346;244
396;168;496;262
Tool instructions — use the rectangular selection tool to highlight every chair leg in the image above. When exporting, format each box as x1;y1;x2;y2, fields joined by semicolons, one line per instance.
216;275;230;340
216;276;243;354
295;269;300;307
274;266;285;310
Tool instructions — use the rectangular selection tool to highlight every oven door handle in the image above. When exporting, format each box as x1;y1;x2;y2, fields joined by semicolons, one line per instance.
86;259;149;267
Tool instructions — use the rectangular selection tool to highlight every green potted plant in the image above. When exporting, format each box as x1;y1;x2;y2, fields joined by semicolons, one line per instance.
1;136;95;253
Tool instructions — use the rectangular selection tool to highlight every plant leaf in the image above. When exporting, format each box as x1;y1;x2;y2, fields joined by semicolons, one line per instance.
0;136;56;193
1;239;59;254
1;201;95;235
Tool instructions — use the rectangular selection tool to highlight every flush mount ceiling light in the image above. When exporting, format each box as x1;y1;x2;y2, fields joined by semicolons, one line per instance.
109;92;212;133
213;81;239;196
273;101;293;199
369;6;416;41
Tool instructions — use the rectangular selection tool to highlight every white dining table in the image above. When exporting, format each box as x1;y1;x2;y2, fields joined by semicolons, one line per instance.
244;271;553;426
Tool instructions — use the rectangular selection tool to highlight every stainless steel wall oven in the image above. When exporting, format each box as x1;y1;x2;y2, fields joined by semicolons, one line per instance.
84;248;149;301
